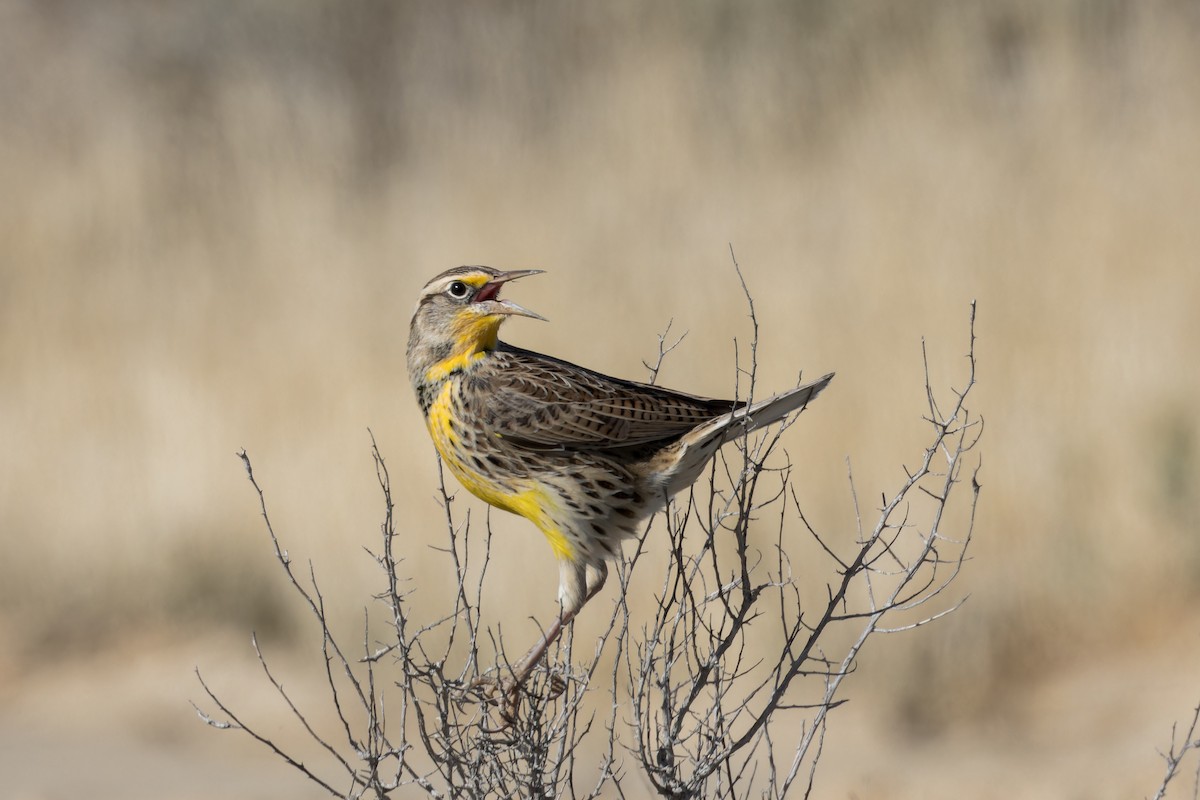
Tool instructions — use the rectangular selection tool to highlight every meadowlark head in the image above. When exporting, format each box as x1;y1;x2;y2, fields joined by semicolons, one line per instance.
407;266;544;387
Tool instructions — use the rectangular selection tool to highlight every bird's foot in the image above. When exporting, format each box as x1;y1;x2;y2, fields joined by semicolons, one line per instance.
458;667;570;729
460;673;522;727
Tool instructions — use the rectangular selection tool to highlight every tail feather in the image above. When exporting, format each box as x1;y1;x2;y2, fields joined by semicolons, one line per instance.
741;372;834;432
662;372;834;495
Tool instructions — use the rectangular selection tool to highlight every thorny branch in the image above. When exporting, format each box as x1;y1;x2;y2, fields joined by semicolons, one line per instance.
1151;703;1200;800
644;318;688;387
195;440;624;798
627;273;982;798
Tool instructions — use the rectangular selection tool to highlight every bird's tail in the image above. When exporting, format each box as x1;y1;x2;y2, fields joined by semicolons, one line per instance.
663;372;834;495
739;372;834;432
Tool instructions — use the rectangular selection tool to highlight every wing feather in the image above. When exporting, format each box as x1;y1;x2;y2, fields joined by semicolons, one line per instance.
480;344;735;451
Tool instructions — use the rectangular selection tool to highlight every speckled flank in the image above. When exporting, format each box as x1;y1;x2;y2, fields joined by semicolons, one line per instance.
428;380;576;560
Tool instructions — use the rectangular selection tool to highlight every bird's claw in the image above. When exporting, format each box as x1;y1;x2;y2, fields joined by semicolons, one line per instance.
457;668;568;729
460;674;521;727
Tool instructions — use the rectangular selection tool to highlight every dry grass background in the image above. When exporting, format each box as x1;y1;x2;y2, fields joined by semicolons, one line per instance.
2;1;1199;797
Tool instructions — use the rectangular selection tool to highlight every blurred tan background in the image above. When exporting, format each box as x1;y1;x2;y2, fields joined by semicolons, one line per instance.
2;1;1199;797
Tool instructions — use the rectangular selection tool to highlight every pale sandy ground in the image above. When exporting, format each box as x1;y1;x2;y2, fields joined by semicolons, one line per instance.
1;623;1196;800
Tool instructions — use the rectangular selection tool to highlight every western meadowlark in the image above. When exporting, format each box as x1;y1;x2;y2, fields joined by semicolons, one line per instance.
407;266;833;690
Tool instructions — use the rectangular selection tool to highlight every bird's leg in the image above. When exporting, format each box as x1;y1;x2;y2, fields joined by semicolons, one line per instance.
469;561;609;722
508;613;570;687
509;561;607;685
585;561;610;600
464;559;608;725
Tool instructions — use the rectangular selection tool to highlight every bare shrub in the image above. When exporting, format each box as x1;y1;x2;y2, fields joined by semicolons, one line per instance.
195;280;982;798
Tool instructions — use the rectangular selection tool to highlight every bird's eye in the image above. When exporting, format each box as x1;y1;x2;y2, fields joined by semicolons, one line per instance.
447;280;470;299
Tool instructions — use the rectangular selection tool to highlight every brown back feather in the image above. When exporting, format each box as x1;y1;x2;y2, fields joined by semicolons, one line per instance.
480;343;736;452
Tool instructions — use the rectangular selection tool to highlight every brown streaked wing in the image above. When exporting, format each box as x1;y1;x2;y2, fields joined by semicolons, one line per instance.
482;344;736;451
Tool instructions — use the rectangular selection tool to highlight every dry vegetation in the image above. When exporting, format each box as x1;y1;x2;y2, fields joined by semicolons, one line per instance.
2;2;1199;798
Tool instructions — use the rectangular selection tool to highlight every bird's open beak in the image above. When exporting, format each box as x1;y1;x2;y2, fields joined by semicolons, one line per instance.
477;269;546;321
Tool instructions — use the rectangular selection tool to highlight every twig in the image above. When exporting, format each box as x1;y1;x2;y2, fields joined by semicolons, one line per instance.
1151;702;1200;800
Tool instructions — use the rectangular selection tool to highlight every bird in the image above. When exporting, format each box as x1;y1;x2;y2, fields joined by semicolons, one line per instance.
406;266;833;695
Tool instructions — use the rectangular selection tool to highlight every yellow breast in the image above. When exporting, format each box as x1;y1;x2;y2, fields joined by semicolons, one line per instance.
426;381;575;560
